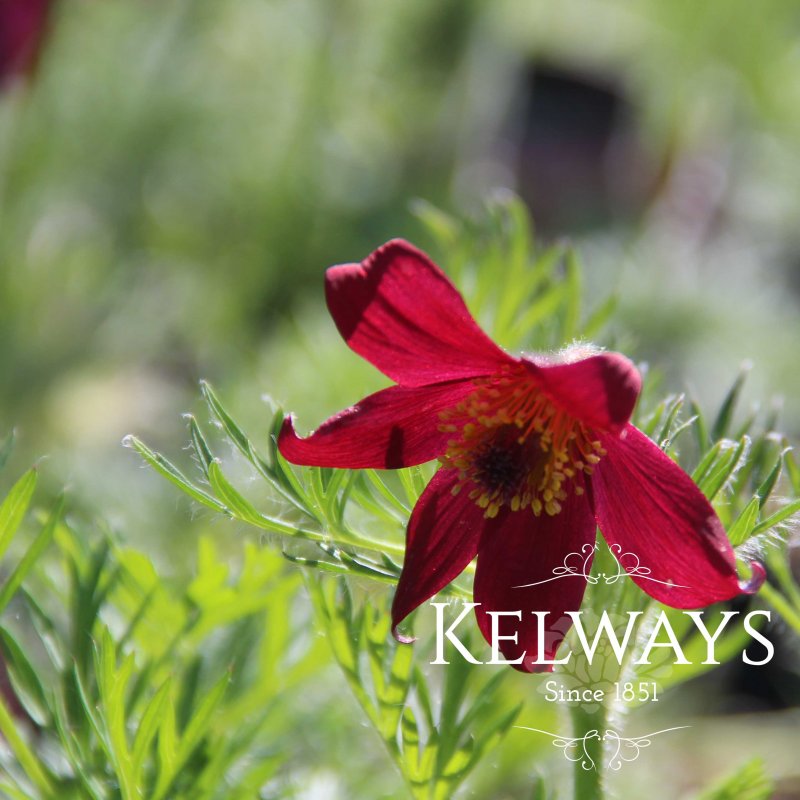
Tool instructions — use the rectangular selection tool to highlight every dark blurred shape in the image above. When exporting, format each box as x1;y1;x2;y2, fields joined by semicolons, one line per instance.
513;63;658;231
0;0;52;87
775;776;800;800
685;593;800;715
0;655;35;730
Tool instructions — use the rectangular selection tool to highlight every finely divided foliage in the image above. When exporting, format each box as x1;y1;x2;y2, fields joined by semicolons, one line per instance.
0;445;326;798
0;198;796;798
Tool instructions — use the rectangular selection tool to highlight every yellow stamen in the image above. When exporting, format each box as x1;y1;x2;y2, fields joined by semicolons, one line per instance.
438;365;605;518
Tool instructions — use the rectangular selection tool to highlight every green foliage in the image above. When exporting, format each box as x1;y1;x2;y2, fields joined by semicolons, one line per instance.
696;758;774;800
0;468;38;564
413;195;618;353
308;578;520;800
759;543;800;636
0;463;327;799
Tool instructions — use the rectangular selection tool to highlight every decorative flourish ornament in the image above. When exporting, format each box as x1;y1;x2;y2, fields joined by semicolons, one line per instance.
515;726;691;771
513;543;691;588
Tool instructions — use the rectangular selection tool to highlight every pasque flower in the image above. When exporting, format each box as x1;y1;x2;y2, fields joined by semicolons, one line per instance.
279;240;762;672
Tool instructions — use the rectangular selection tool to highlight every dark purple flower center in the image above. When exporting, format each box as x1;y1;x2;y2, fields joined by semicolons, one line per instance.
470;426;533;496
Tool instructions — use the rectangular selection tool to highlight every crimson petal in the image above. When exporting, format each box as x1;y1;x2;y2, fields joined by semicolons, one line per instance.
278;380;475;469
0;0;51;86
523;352;641;433
590;424;744;607
391;470;487;641
326;239;515;387
473;490;597;673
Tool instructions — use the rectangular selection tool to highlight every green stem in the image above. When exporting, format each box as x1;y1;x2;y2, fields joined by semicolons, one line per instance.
0;696;53;794
760;582;800;634
568;703;606;800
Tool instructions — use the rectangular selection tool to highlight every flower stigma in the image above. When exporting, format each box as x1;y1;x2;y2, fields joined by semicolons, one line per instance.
438;366;606;518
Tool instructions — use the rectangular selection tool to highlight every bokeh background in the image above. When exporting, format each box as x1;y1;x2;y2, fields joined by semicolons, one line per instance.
2;0;800;797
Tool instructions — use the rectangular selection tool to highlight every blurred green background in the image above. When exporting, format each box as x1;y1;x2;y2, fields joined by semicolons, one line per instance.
3;0;800;519
2;0;800;796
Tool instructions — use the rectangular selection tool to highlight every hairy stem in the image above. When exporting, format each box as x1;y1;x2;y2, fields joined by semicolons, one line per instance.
569;702;606;800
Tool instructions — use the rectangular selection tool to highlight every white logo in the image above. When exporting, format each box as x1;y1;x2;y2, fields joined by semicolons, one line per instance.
513;543;690;589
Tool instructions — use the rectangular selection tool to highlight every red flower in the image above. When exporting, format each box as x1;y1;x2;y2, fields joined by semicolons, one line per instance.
0;0;53;88
279;240;763;672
